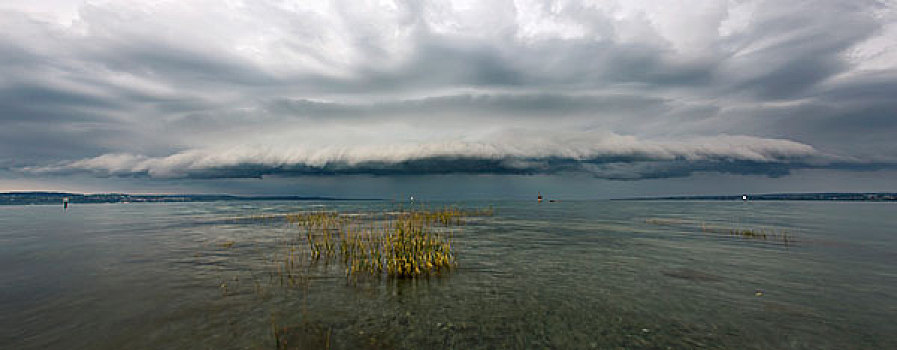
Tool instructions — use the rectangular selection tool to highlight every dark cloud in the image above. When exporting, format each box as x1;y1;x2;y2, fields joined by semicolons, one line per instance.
0;0;895;192
28;153;889;181
20;131;830;180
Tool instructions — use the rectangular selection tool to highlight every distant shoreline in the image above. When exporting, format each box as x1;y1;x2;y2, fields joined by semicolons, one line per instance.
616;193;897;201
0;192;381;205
4;191;896;205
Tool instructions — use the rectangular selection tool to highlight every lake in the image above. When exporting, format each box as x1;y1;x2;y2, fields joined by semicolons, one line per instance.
1;200;895;349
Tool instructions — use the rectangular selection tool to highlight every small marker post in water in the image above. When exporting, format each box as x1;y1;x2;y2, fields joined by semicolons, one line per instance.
63;197;69;210
742;195;748;201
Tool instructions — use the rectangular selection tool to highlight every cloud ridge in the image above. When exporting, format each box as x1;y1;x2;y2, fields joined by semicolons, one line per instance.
23;131;827;179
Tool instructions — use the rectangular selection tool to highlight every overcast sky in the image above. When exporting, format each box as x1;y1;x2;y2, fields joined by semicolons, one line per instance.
1;0;896;198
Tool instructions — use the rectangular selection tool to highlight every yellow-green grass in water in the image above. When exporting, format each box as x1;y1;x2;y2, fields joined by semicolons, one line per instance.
724;227;791;242
213;206;490;298
289;207;491;279
645;217;793;243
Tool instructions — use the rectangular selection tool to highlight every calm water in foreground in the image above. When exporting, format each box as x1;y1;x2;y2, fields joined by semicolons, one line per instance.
1;200;895;349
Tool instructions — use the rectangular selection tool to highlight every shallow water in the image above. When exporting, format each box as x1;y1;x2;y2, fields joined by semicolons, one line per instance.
1;200;895;349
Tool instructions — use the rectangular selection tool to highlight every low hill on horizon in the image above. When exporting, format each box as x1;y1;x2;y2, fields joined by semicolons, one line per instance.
0;191;368;205
620;192;897;201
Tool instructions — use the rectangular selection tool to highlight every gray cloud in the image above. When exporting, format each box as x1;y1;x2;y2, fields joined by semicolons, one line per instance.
23;131;829;180
0;0;896;190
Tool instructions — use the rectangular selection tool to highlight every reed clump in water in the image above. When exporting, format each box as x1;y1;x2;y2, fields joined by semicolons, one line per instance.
723;227;791;242
697;222;791;243
644;217;686;226
287;211;343;260
286;207;490;279
392;205;495;226
340;214;455;279
644;217;793;243
213;206;491;298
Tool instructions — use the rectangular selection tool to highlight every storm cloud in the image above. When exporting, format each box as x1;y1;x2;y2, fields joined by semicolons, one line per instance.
1;0;896;189
25;131;823;179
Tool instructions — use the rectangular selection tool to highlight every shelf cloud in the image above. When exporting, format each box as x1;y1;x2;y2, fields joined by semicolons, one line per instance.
25;131;828;180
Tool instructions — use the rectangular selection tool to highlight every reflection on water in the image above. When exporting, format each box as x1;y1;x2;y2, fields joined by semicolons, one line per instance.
1;200;896;349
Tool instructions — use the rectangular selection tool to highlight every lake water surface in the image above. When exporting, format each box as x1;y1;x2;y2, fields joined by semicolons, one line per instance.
1;200;895;349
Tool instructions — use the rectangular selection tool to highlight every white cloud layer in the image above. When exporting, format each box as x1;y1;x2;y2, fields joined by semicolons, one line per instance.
26;131;822;179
